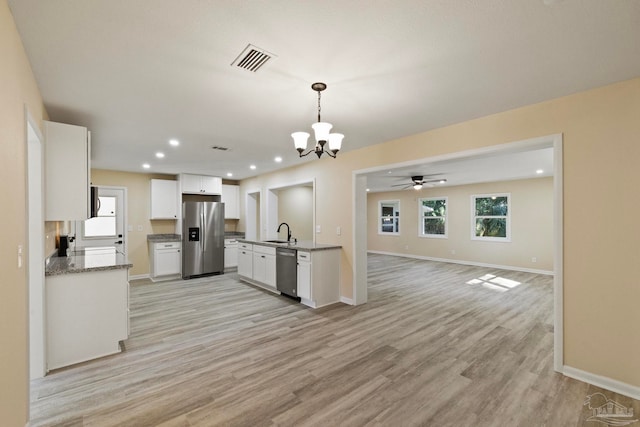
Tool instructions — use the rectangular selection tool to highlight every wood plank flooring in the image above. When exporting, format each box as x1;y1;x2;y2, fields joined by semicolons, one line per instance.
29;254;639;426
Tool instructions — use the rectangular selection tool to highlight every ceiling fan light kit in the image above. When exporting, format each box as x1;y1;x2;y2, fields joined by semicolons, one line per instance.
292;82;344;159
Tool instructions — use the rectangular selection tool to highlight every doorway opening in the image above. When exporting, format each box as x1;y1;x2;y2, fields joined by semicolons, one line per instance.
352;134;563;372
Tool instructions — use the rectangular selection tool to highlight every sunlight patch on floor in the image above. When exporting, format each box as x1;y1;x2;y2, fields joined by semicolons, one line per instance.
466;274;521;292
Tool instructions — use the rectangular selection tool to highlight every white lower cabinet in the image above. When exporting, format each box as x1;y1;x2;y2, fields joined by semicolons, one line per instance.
237;243;277;291
297;252;311;300
296;249;340;308
224;238;238;269
237;243;253;278
149;241;181;281
46;269;129;370
253;245;276;289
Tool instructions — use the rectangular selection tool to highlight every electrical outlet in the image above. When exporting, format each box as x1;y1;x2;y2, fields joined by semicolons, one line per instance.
336;226;341;236
137;225;143;232
128;225;133;232
531;257;537;263
316;225;321;233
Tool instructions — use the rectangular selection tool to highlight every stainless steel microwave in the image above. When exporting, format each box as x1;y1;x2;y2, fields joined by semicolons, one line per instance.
90;186;100;218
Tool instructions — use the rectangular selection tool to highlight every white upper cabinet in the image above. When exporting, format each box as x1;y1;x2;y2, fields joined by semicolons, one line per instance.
179;174;222;195
222;184;240;219
150;179;178;219
44;121;90;221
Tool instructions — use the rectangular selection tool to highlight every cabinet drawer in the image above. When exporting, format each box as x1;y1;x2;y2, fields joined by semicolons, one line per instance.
239;242;253;251
254;245;276;256
297;251;311;262
155;242;181;250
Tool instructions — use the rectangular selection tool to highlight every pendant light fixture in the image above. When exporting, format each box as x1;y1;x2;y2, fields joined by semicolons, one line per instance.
292;82;344;159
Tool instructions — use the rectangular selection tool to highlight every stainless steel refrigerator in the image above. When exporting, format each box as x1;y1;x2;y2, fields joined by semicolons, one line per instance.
182;201;225;279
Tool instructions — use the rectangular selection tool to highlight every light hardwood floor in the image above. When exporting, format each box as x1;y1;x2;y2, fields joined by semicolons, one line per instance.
30;254;639;426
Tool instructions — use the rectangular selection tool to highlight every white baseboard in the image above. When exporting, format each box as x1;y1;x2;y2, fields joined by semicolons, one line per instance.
562;365;640;400
340;296;354;305
367;250;554;276
128;273;149;281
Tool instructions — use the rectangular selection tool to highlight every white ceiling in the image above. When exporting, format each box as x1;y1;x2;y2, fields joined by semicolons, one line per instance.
8;0;640;188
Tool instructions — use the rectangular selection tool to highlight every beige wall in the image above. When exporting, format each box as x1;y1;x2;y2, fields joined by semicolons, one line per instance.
91;169;177;277
367;177;554;271
240;77;640;389
277;186;314;241
0;1;47;424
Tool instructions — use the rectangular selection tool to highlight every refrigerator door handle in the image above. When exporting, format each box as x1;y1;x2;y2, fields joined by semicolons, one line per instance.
201;210;206;251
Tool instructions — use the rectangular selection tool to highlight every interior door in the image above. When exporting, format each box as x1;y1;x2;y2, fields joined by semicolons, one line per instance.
73;187;126;255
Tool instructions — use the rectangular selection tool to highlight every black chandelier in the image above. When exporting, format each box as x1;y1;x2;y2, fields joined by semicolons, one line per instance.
291;82;344;159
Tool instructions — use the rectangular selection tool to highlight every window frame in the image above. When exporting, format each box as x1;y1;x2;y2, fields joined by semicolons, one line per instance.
418;196;448;239
378;199;400;235
471;193;511;242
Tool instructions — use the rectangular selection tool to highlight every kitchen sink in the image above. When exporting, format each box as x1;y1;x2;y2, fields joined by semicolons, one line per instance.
263;239;290;244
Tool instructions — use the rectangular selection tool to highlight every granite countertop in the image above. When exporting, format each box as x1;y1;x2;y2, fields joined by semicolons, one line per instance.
147;234;181;242
45;247;132;276
225;232;245;238
238;239;341;252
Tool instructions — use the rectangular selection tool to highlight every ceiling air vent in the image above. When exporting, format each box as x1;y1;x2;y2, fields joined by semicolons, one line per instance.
231;44;276;72
211;145;230;151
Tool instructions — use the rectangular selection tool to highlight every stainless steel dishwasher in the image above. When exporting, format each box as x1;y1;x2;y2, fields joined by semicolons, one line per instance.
276;247;298;299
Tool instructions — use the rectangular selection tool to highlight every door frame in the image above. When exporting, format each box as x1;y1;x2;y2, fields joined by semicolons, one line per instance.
73;186;128;256
26;108;46;380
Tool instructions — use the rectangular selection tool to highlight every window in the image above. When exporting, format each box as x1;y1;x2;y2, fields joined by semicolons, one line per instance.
471;193;510;241
419;197;447;238
378;200;400;234
83;195;116;238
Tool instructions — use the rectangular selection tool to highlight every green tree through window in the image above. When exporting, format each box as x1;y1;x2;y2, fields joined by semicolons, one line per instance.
472;194;510;240
420;197;447;237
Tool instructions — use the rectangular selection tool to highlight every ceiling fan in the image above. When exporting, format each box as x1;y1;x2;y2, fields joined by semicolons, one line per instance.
391;175;447;190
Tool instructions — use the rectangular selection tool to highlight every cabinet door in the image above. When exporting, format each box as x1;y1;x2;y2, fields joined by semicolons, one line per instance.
44;121;90;220
253;253;267;283
150;179;178;219
222;184;240;219
237;249;253;278
155;248;181;276
264;254;276;288
297;261;311;299
181;174;202;194
201;176;222;195
224;243;238;268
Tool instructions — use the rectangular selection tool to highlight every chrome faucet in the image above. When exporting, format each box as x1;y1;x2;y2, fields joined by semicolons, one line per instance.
277;222;291;242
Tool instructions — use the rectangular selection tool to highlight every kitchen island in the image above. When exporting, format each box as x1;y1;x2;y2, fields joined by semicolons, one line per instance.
45;247;132;370
237;239;341;308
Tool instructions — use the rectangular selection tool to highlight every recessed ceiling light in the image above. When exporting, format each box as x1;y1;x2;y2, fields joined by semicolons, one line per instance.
249;164;257;170
155;152;165;158
169;139;180;147
439;180;446;184
142;163;150;169
536;169;544;174
366;188;370;192
274;156;282;163
226;172;233;177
